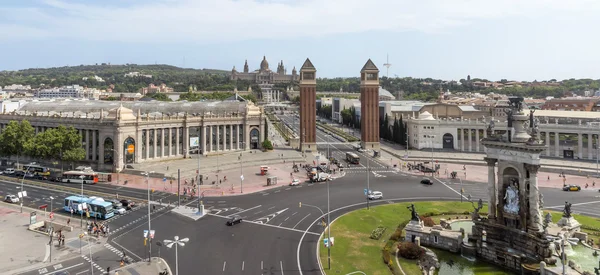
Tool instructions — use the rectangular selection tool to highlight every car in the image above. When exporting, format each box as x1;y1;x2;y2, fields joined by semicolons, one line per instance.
290;179;301;186
420;178;433;185
120;199;136;210
4;194;19;203
562;185;581;191
226;215;243;226
368;191;383;200
4;168;15;175
115;206;126;215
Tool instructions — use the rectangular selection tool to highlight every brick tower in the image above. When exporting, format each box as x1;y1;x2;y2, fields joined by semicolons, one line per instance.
360;59;380;153
299;58;317;152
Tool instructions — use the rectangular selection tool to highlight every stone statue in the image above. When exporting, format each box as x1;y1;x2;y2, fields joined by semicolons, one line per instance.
563;201;572;218
539;193;544;209
486;120;495;137
529;109;536;128
509;96;524;113
503;180;520;215
471;198;484;221
504;108;514;128
407;204;420;221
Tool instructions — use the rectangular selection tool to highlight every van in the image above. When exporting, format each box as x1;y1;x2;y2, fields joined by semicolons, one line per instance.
4;168;15;175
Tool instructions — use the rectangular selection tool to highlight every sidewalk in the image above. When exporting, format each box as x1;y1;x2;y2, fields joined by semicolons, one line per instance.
0;203;104;274
113;257;171;275
103;148;309;197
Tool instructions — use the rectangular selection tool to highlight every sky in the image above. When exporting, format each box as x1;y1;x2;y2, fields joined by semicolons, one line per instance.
1;0;599;81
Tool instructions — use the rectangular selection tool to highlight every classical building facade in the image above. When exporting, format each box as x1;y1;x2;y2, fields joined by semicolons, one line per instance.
230;56;299;103
407;108;600;160
0;100;265;172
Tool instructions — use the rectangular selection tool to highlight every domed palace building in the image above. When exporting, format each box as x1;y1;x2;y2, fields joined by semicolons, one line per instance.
0;98;265;172
230;56;299;103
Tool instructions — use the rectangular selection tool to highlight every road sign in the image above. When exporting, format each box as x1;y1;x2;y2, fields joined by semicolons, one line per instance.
364;189;368;195
150;230;155;239
18;191;27;198
30;211;37;225
143;230;149;238
82;202;87;210
50;212;54;219
324;237;335;247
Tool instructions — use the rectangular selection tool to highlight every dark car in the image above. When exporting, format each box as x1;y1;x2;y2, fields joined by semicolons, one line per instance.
48;172;62;182
226;215;242;226
420;178;433;185
562;185;581;192
120;199;136;210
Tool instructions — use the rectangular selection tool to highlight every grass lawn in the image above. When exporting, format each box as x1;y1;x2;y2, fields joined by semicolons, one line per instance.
318;201;486;275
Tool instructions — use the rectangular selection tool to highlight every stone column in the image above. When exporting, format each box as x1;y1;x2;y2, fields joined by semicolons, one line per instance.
545;132;550;156
92;130;97;161
236;124;240;150
153;129;157;159
201;126;206;155
168;128;172;157
554;132;560;157
245;124;250;150
525;164;542;232
85;130;90;160
468;129;472;152
216;125;220;151
578;133;583;159
175;127;180;156
209;126;213;152
145;130;150;159
160;129;165;158
484;157;497;219
460;129;464;151
229;125;233;150
475;129;480;152
588;134;593;160
183;127;189;158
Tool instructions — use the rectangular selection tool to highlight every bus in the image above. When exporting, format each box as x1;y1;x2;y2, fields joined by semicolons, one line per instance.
63;195;115;220
23;164;51;177
346;152;360;164
62;171;99;184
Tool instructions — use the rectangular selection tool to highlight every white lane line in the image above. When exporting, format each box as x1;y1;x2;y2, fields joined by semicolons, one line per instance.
242;261;245;271
434;177;468;200
280;261;284;275
263;193;269;196
75;270;90;275
292;213;311;229
284;216;290;221
41;263;84;275
291;212;297;216
232;205;262;216
208;213;320;236
275;190;281;193
254;211;263;215
546;200;600;209
279;223;283;226
223;261;227;271
261;260;264;270
268;206;276;210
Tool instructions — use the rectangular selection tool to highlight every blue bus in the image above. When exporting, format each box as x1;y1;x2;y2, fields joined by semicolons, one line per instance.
63;195;115;220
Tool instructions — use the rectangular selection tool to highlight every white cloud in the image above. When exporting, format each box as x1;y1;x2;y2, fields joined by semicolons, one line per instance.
1;0;599;42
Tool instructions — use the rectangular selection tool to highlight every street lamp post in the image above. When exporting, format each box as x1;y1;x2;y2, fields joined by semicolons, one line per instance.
19;164;32;213
49;196;54;219
84;232;94;275
238;148;244;193
366;157;371;210
164;236;190;275
299;202;331;270
142;171;155;261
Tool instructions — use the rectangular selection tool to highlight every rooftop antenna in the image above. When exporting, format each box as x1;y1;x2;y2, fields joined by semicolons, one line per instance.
383;54;392;77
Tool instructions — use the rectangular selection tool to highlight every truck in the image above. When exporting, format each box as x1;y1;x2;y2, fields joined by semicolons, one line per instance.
311;172;330;182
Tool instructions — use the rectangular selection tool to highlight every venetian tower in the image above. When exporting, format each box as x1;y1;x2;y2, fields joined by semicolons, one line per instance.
299;58;317;152
360;59;380;153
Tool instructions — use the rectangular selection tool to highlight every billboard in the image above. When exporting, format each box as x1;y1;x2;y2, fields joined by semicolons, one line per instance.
190;137;199;147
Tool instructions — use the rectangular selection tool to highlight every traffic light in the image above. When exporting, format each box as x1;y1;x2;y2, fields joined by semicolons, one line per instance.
299;202;302;208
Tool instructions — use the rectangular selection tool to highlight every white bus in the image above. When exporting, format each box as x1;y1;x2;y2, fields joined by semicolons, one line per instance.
62;171;99;184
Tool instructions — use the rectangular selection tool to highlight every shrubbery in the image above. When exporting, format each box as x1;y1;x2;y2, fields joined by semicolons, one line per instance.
422;216;435;227
397;241;425;260
370;226;387;240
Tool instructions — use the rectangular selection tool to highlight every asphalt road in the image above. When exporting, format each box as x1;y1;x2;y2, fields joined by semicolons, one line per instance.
5;116;600;275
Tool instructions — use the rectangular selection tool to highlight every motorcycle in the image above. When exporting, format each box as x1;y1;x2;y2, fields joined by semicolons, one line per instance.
159;268;170;275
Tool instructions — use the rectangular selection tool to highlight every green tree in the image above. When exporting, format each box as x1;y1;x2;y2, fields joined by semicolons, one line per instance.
262;138;273;150
340;107;352;125
0;120;35;167
28;125;86;170
144;93;172;101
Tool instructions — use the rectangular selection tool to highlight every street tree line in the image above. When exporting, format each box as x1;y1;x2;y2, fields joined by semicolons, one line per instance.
0;120;86;169
337;106;408;146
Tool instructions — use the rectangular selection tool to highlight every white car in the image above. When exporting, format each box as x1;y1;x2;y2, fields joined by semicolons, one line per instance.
368;191;383;200
4;168;15;175
115;206;126;215
290;179;301;186
4;194;19;203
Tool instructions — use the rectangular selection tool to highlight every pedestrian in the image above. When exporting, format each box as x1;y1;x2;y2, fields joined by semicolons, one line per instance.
67;218;70;226
121;249;126;261
594;181;596;187
547;175;550;181
219;179;222;184
107;267;111;274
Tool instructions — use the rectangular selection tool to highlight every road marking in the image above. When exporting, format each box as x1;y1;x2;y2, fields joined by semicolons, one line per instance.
546;200;600;209
208;213;320;236
218;200;226;203
275;190;281;193
261;261;264;270
231;205;261;216
280;261;284;275
254;211;263;215
39;263;84;275
284;216;290;221
75;270;90;275
291;212;297;216
242;261;245;271
268;206;276;210
285;188;291;190
279;223;283;226
223;261;227;271
293;213;311;229
262;193;269;196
